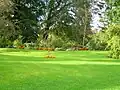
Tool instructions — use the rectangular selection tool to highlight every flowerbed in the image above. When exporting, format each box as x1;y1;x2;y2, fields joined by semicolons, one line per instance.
18;45;25;49
78;47;88;51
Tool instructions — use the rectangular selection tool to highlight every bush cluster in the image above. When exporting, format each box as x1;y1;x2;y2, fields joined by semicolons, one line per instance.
106;24;120;59
86;31;108;50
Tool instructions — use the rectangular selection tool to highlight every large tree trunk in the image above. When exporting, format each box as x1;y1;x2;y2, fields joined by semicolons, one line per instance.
43;27;49;40
82;4;87;47
43;17;51;40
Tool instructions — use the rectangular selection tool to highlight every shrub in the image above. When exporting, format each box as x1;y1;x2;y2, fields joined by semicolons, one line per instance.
36;34;64;48
107;36;120;59
87;31;108;50
36;34;75;48
13;36;23;48
106;24;120;59
36;33;82;50
50;37;64;48
62;40;78;49
0;38;13;48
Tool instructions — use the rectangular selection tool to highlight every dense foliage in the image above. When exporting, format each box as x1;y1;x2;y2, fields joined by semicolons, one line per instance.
104;0;120;59
106;24;120;59
87;31;108;50
0;0;92;48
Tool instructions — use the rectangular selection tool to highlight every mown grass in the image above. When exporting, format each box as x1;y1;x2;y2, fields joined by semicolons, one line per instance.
0;48;120;90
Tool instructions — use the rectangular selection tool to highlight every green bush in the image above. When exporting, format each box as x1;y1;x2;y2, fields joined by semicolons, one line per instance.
50;37;64;48
36;33;81;49
13;35;23;48
87;31;108;50
62;41;77;49
106;24;120;59
0;38;13;48
36;34;74;48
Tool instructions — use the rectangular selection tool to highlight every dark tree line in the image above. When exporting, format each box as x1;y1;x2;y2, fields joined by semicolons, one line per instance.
0;0;92;46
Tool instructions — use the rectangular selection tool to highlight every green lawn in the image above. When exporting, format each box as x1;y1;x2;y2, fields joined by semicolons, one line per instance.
0;48;120;90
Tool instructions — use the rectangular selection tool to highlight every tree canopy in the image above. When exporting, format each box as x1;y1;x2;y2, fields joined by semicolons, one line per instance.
0;0;92;44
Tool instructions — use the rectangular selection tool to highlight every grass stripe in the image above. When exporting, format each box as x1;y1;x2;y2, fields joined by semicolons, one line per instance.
1;61;120;65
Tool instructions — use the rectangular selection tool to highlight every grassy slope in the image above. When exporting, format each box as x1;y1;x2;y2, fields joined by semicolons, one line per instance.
0;48;120;90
